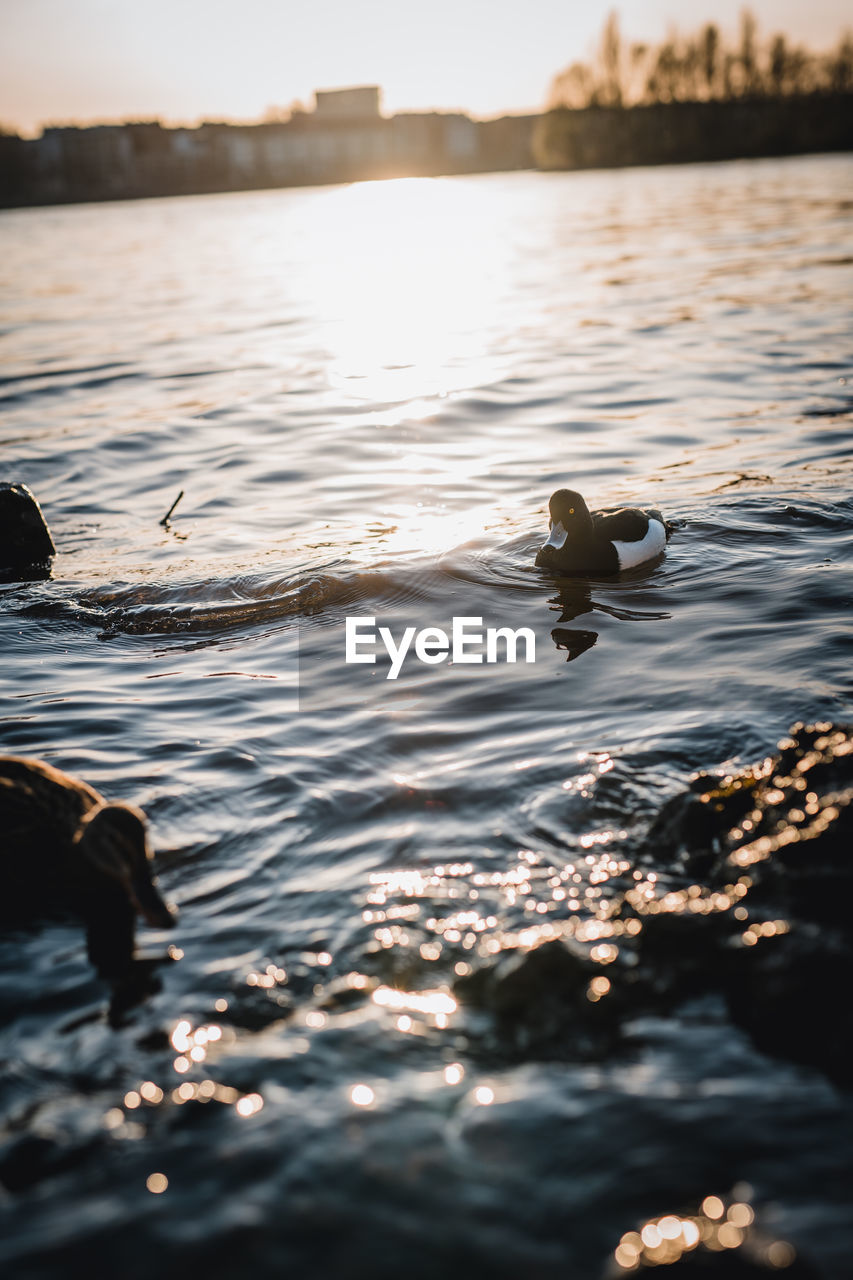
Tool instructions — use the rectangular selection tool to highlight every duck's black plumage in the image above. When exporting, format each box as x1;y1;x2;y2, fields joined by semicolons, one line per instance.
535;489;671;574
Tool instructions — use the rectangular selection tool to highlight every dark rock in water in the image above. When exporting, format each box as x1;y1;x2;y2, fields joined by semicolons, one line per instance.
643;723;853;1085
454;722;853;1087
0;1133;104;1194
456;936;587;1016
646;723;852;877
454;937;631;1058
724;924;853;1087
622;1253;816;1276
645;723;853;1085
456;937;586;1016
642;772;758;875
0;482;56;576
654;722;853;916
635;1258;818;1277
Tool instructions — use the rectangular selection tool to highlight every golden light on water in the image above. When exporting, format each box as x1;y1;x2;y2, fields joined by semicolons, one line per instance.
351;1084;375;1107
247;964;287;989
170;1018;224;1071
702;1195;725;1219
369;869;429;899
286;176;527;561
117;1065;258;1123
641;1223;662;1249
614;1239;641;1269
587;975;611;1002
171;1019;191;1050
318;178;508;408
170;1080;241;1107
377;506;493;558
615;1197;771;1271
146;1173;168;1194
372;985;457;1018
355;798;811;1054
729;1203;755;1229
681;1222;701;1248
236;1093;264;1117
768;1241;797;1267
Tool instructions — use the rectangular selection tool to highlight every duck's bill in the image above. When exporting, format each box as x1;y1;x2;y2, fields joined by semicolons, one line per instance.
543;521;568;551
132;874;177;928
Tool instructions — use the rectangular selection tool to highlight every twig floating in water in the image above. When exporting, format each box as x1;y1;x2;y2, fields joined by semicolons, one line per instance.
160;490;184;526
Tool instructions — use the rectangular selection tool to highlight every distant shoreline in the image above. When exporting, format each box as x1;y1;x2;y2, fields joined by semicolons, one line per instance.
1;95;851;212
0;111;535;212
534;93;853;173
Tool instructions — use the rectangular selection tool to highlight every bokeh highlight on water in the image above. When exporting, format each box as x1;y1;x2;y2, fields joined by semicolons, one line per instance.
1;154;852;1277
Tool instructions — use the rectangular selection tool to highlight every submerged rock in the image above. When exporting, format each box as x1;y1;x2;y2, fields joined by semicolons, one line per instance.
454;937;623;1057
0;482;56;576
645;723;852;887
453;722;853;1085
633;722;853;1084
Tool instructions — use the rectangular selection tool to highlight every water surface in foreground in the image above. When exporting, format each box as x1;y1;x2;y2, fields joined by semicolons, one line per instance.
1;155;852;1277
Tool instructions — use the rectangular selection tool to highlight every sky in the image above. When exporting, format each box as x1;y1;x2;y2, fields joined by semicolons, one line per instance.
1;0;849;135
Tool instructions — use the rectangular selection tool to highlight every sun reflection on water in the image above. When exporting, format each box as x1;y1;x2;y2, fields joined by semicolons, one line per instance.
377;504;493;557
312;177;510;406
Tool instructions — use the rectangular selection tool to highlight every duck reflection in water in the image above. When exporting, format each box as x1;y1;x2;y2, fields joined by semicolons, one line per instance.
548;577;599;662
0;756;177;1023
546;575;670;663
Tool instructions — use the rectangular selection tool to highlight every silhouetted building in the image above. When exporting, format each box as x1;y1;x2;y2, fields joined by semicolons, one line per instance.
0;88;539;208
314;86;381;119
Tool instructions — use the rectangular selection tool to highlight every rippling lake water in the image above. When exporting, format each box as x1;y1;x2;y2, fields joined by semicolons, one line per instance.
1;154;852;1277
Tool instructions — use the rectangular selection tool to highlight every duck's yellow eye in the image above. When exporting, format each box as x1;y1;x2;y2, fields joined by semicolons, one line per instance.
569;508;574;514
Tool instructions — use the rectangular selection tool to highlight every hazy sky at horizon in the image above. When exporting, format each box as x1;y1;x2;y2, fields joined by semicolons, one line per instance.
1;0;849;134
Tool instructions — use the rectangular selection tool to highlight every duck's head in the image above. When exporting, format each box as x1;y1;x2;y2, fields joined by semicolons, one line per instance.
537;489;592;562
74;803;176;929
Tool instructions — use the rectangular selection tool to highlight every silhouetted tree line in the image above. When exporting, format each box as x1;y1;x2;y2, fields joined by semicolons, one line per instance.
549;10;853;109
535;10;853;172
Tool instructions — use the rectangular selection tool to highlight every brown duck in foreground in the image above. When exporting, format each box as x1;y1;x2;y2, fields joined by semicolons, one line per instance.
0;755;175;973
